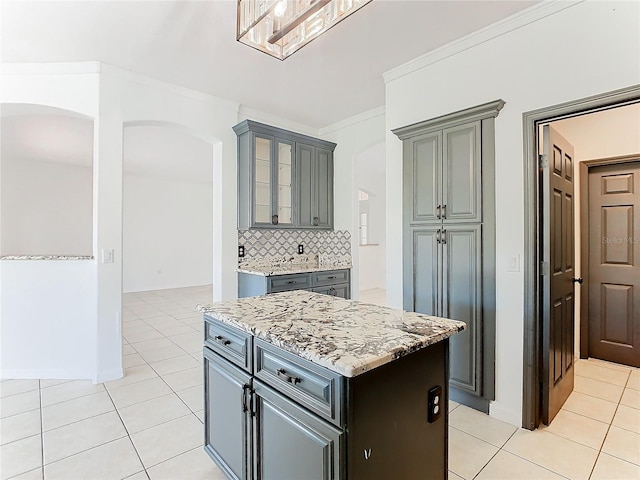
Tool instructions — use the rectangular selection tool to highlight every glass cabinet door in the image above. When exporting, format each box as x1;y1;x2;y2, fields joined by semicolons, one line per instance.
276;140;293;225
254;136;272;224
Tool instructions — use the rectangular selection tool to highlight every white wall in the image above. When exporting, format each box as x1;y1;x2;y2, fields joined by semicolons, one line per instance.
384;0;640;425
0;63;239;382
320;108;386;299
1;158;93;256
552;103;640;357
0;65;102;380
355;141;386;291
123;172;213;292
1;259;96;378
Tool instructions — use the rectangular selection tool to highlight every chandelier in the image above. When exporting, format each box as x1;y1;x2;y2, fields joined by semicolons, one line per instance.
237;0;373;60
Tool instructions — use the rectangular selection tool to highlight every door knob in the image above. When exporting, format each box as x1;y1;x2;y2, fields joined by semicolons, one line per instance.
572;277;583;284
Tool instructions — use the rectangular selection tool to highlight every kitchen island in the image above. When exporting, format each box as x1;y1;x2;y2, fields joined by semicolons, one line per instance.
198;291;465;480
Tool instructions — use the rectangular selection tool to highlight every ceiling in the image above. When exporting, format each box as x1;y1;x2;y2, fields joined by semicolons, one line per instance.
1;0;538;129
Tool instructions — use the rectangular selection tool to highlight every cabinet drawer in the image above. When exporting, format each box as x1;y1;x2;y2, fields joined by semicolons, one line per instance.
204;315;253;373
312;283;350;300
268;274;311;292
254;339;343;427
312;269;350;287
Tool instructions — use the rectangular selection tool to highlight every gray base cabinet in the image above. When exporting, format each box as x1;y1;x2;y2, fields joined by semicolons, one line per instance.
253;382;343;480
203;315;449;479
204;349;251;480
238;269;350;300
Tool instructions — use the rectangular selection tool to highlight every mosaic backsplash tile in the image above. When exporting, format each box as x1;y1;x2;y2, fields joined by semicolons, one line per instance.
238;229;351;268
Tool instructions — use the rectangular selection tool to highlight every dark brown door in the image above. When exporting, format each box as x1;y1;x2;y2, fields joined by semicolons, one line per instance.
588;161;640;367
541;125;575;425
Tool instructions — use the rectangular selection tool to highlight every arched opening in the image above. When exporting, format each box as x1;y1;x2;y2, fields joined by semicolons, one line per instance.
1;103;94;257
120;122;216;369
353;141;386;305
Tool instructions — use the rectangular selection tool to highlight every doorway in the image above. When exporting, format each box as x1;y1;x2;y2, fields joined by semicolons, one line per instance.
580;158;640;367
522;85;640;430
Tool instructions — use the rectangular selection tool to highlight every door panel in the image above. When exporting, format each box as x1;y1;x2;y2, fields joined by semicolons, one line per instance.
253;381;342;480
442;225;482;396
443;122;482;223
315;148;333;228
541;125;575;425
588;161;640;367
404;132;441;223
204;349;252;480
296;144;314;227
412;228;441;316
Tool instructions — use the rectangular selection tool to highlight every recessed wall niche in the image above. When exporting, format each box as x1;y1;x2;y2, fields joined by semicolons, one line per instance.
0;104;94;256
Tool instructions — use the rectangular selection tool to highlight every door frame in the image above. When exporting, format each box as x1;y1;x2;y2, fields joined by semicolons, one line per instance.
579;155;640;359
522;84;640;430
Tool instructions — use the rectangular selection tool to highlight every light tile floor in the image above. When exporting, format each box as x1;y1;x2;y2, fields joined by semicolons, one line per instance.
0;285;638;480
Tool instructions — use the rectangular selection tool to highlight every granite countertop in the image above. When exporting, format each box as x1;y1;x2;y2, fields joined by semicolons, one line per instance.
197;290;465;377
237;264;351;276
0;255;95;260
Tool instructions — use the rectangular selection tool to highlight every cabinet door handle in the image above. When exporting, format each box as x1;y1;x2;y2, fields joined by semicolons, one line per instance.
436;205;441;219
436;229;441;244
329;287;337;296
442;229;447;244
313;216;319;226
277;369;301;385
272;214;279;225
214;335;231;346
442;205;446;219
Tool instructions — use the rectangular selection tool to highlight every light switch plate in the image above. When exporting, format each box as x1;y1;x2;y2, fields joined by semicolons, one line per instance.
102;249;114;264
507;255;520;272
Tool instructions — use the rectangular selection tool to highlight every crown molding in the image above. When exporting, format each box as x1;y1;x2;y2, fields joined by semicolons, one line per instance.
319;105;386;136
383;0;583;84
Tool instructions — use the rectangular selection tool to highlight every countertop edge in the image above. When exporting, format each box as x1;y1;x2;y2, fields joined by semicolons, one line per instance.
237;265;352;276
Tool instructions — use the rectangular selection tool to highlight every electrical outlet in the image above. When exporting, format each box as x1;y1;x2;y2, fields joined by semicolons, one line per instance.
427;385;443;423
298;244;304;254
238;245;245;257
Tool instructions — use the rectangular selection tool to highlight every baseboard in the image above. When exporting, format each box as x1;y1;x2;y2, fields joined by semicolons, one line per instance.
488;401;522;427
94;367;123;384
0;369;92;380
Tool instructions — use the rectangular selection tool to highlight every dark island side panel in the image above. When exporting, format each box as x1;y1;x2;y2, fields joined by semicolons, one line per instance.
346;340;448;480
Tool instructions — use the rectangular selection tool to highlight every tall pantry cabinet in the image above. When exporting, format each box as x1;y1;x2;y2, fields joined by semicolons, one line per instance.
393;100;504;412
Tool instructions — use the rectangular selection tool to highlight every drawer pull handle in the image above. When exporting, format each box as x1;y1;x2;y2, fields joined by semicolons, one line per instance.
277;369;301;385
286;280;296;285
327;276;336;280
214;335;231;346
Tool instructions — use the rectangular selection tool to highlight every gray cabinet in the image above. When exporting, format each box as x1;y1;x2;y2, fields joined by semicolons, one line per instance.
296;144;334;228
253;381;343;480
203;315;449;479
238;269;350;299
234;120;335;230
204;348;252;480
394;100;503;412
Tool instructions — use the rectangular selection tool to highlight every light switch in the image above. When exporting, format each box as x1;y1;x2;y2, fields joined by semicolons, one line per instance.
507;255;520;272
102;249;114;264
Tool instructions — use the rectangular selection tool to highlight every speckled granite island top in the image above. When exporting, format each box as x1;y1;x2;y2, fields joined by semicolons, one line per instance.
197;290;465;377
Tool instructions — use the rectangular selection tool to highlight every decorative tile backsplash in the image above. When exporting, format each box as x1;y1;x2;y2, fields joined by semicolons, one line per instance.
238;229;351;268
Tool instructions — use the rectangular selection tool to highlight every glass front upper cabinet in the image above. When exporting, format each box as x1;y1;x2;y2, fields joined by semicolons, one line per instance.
252;135;293;227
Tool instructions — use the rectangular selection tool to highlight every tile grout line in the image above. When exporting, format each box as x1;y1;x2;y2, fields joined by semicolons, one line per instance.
39;379;45;480
587;369;632;479
103;376;151;478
